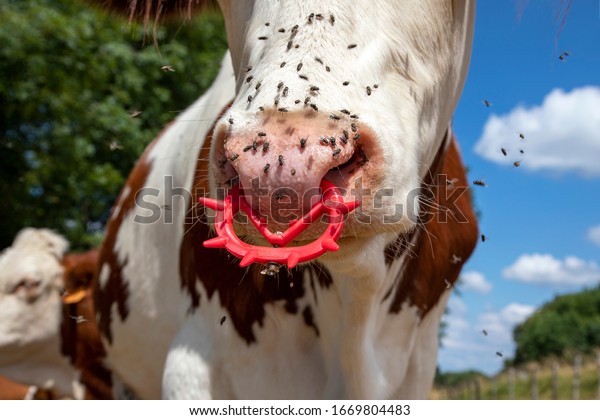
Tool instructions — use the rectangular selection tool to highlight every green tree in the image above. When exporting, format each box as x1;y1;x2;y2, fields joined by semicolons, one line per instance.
0;0;227;249
513;285;600;364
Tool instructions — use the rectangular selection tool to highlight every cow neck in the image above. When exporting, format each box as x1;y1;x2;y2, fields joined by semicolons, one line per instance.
60;251;113;399
384;131;479;318
60;291;113;399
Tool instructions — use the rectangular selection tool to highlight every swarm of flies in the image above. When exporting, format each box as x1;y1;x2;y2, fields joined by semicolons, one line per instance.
232;12;386;179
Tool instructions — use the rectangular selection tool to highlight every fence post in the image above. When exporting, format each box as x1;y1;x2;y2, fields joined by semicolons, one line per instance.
597;350;600;400
573;355;582;400
531;365;539;400
474;377;481;400
508;367;516;399
551;362;559;400
491;376;498;400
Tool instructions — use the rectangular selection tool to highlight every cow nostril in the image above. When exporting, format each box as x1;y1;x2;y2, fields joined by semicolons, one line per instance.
332;150;358;172
225;176;240;187
328;146;367;174
216;155;241;188
324;146;369;192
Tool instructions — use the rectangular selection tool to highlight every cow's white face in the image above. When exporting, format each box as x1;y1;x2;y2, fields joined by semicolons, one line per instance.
209;0;474;242
0;229;67;352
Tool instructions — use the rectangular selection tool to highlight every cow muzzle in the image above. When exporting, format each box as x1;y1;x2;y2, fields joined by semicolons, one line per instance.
212;110;372;226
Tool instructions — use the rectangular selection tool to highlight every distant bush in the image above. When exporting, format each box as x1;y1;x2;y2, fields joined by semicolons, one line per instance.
513;285;600;364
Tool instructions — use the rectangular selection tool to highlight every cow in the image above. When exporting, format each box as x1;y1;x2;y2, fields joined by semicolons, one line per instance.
0;228;112;399
93;0;478;399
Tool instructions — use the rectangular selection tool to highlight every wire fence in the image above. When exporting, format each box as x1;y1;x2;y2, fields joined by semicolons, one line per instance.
433;351;600;400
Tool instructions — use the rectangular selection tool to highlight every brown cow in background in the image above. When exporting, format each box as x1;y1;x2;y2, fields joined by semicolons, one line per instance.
0;228;111;399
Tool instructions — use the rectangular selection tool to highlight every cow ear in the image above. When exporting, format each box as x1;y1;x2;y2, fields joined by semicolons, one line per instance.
12;228;69;260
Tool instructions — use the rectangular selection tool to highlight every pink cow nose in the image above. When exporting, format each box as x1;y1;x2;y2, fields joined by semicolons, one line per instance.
218;112;364;223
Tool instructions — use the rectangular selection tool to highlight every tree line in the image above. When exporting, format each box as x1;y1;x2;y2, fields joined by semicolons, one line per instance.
0;0;227;249
512;285;600;365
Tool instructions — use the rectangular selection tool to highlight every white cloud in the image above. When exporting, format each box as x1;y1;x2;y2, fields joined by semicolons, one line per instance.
500;303;536;325
439;300;536;375
474;86;600;177
587;225;600;246
503;253;600;286
460;270;492;293
478;303;536;343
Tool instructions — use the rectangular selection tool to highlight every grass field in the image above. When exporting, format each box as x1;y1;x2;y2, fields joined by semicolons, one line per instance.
432;353;600;400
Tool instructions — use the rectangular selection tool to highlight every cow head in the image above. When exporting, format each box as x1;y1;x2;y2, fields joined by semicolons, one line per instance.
0;228;68;350
95;0;475;250
209;1;475;245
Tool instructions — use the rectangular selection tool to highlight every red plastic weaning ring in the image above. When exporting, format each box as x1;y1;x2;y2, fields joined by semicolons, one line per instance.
198;180;360;269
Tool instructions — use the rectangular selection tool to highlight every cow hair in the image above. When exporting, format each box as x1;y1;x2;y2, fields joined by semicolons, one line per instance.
11;228;69;261
91;0;218;25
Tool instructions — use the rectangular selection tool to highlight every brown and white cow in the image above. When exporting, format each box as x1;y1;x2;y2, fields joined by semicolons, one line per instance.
94;0;478;399
0;228;112;399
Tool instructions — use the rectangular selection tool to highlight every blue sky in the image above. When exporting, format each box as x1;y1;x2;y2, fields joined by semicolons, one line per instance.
439;0;600;375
